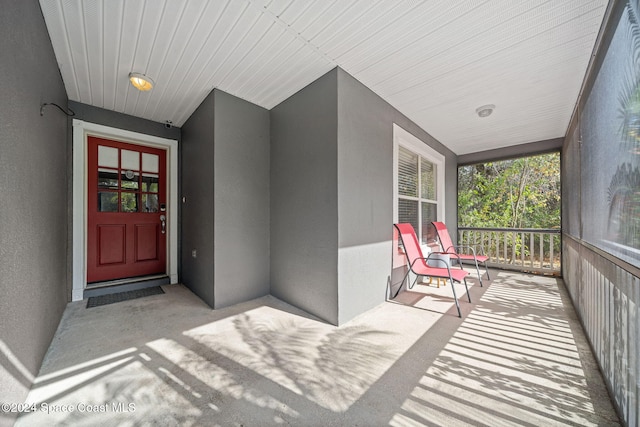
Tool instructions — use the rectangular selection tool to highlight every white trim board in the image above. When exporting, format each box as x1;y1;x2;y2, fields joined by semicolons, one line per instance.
72;120;179;301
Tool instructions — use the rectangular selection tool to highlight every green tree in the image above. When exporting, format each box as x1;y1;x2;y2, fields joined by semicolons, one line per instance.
458;152;560;229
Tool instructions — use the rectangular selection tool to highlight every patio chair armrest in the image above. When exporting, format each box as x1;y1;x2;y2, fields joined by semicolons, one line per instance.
454;244;486;256
408;257;427;269
404;254;457;286
441;247;463;262
424;253;454;275
408;255;452;273
425;252;462;280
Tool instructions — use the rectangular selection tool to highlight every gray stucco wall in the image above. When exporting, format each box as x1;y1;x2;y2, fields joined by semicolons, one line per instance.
213;90;270;308
181;92;215;306
336;68;458;323
270;70;340;325
181;90;270;309
68;101;180;141
0;1;68;422
270;68;457;325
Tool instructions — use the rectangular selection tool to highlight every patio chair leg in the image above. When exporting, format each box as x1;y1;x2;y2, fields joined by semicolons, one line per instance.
484;262;490;280
473;259;483;287
463;278;471;303
448;278;462;318
429;277;447;288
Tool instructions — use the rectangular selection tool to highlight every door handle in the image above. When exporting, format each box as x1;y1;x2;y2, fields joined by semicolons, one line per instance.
160;215;166;234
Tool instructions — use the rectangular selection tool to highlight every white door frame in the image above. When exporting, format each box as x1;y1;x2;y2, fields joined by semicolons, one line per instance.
72;119;178;301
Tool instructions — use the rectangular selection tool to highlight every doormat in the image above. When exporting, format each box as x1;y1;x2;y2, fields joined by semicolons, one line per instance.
86;286;165;308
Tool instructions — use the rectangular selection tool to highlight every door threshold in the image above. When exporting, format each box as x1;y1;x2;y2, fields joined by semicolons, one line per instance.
87;274;168;289
84;275;170;299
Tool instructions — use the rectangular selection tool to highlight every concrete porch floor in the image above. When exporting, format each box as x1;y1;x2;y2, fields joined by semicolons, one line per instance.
15;271;620;426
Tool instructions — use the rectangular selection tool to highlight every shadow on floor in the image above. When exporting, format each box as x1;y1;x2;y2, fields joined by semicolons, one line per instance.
13;271;620;426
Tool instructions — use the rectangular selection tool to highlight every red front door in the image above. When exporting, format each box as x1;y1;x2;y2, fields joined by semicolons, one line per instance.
87;136;167;283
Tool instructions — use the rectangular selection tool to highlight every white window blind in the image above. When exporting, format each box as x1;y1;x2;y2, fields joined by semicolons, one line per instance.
397;146;439;244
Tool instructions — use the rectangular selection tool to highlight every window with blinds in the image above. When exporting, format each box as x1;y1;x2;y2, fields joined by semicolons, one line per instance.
397;145;438;244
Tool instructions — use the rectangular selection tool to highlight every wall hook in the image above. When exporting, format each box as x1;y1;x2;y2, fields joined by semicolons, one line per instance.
40;102;75;117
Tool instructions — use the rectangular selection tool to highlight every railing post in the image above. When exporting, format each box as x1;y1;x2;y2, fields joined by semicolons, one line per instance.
485;232;493;261
539;233;544;269
530;232;534;268
503;233;508;264
549;233;554;270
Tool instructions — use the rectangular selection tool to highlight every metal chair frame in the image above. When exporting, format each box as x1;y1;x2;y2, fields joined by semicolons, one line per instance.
432;221;490;286
393;223;471;318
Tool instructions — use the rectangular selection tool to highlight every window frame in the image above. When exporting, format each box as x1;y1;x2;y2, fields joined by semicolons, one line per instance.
392;124;446;243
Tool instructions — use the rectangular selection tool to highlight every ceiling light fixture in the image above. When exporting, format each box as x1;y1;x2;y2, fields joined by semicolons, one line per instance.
129;72;154;91
476;104;495;118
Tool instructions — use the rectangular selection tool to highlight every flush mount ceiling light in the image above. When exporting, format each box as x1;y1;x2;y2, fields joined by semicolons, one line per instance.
476;104;495;118
129;72;154;91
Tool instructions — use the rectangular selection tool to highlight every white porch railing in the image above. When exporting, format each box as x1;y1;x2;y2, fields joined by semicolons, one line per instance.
458;227;561;275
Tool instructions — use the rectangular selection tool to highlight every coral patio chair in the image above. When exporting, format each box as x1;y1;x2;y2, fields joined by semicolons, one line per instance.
393;223;471;317
432;221;490;286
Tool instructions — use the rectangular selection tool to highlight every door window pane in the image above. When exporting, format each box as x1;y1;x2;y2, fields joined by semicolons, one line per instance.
95;145;162;214
121;149;139;171
121;192;139;213
98;146;118;168
98;169;118;189
121;171;139;190
142;194;159;213
142;153;159;173
142;174;159;192
98;192;118;212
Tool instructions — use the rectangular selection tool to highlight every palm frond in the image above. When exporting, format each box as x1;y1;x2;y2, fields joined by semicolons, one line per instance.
626;0;640;64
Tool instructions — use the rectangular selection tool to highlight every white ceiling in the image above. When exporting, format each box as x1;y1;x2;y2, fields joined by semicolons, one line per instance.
39;0;608;155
